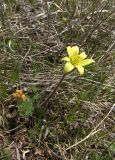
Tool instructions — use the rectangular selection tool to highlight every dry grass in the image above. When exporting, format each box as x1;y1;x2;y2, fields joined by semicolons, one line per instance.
0;0;115;159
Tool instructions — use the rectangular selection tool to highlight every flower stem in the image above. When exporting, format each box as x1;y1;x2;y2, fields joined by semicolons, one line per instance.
39;73;67;108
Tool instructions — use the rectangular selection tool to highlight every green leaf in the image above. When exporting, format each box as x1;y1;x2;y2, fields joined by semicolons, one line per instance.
19;99;33;117
8;39;18;52
7;0;16;6
109;143;115;154
27;0;34;4
90;152;100;160
10;67;19;82
67;113;77;123
0;83;8;98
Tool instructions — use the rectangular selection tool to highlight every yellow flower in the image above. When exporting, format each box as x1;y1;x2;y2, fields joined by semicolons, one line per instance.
13;89;27;101
62;46;95;75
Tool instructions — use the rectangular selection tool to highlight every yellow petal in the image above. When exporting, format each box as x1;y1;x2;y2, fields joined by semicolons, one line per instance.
62;56;70;62
81;59;95;66
67;46;79;58
76;65;84;75
79;52;87;59
72;46;79;54
22;94;27;101
16;90;23;94
64;62;74;73
67;46;73;57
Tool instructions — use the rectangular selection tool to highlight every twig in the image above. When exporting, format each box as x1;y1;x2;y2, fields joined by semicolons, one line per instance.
19;46;31;68
18;46;31;87
106;40;115;52
81;10;114;47
5;124;23;133
66;104;115;150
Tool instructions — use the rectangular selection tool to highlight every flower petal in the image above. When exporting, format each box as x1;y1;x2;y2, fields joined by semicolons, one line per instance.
76;65;84;75
72;46;79;54
16;90;23;94
62;56;70;62
67;46;73;57
79;52;87;59
22;94;27;101
81;59;95;66
64;62;74;73
67;46;79;58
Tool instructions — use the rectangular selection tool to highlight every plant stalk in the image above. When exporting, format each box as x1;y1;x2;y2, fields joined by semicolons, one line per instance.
39;73;67;108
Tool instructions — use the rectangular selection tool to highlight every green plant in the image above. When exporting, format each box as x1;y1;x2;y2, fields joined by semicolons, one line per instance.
18;99;33;117
0;149;11;160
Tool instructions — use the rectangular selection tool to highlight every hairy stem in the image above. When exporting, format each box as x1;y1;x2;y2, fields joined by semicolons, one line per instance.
39;73;67;108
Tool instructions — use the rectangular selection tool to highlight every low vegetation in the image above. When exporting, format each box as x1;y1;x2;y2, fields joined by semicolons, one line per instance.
0;0;115;159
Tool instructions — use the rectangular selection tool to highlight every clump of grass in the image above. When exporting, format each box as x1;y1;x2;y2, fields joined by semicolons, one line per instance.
0;149;11;160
